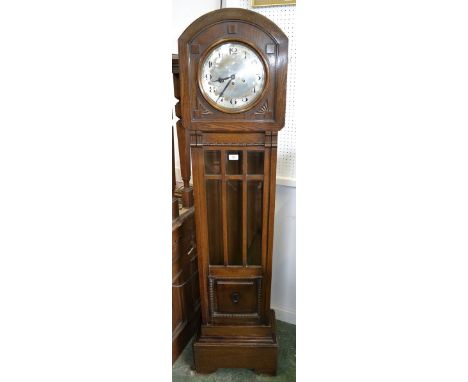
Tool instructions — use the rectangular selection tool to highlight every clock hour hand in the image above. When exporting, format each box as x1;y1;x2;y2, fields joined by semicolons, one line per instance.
213;74;235;83
216;74;235;102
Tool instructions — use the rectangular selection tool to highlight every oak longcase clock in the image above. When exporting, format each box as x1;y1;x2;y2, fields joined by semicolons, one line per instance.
178;8;288;375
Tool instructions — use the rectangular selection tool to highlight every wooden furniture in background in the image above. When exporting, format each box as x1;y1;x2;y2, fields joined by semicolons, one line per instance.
178;8;288;375
172;54;201;364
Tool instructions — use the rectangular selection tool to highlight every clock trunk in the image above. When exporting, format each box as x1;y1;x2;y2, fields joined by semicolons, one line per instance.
191;132;279;375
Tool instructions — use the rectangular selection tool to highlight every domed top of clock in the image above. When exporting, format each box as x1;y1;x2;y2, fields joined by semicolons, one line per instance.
178;8;288;132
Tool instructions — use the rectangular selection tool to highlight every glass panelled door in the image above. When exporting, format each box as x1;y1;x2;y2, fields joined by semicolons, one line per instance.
204;148;266;267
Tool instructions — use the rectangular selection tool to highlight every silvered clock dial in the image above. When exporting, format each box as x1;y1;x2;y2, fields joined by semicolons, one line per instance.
199;42;266;113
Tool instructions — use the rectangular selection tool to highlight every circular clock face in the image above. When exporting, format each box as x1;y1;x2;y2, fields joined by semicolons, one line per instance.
199;42;266;113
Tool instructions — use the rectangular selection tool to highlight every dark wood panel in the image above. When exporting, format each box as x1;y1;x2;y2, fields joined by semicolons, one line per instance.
214;279;258;314
203;132;265;145
209;265;262;278
194;341;277;375
201;324;273;338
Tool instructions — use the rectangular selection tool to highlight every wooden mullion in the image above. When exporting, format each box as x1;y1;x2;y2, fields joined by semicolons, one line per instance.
242;149;247;267
220;174;263;181
221;149;229;266
224;175;243;180
204;174;222;180
246;175;264;181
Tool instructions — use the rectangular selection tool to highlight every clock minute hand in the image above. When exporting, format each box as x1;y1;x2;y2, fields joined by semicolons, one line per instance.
216;74;235;102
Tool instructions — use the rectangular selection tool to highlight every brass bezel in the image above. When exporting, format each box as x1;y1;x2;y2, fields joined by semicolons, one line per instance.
197;39;270;114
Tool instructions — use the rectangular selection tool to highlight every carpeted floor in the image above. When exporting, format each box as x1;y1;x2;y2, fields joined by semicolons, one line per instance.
172;320;296;382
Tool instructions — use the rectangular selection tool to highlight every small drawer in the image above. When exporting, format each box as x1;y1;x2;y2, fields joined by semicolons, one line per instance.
209;277;261;316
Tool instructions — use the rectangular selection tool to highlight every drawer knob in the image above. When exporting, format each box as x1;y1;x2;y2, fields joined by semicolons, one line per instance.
231;292;240;304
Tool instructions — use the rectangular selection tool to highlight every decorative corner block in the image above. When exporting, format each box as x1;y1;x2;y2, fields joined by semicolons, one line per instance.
266;44;276;54
227;24;237;34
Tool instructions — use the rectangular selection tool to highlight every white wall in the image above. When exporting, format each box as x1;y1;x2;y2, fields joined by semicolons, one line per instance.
172;0;296;325
271;185;296;324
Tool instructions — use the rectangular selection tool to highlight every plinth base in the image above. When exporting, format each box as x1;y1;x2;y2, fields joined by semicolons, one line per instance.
193;310;278;375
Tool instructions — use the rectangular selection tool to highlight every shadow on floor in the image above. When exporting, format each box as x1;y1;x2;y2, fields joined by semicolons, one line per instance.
172;320;296;382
